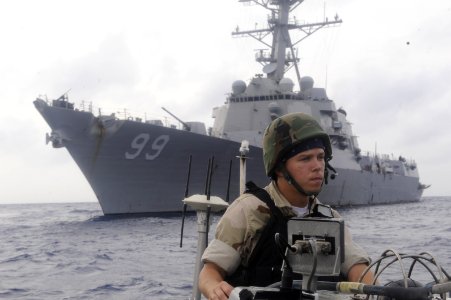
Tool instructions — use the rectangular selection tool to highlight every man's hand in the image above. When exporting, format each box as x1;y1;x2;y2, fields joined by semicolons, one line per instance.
205;280;234;300
199;262;234;299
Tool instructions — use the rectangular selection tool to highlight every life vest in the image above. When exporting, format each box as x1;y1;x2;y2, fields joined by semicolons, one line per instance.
225;181;290;287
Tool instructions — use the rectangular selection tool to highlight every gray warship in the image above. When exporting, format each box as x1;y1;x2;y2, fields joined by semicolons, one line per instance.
34;0;427;215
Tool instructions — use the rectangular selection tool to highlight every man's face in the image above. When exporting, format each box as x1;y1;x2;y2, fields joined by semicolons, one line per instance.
284;147;325;194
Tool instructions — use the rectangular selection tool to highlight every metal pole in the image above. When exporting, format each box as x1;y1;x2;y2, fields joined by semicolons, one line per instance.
239;140;249;194
191;210;209;300
239;156;247;195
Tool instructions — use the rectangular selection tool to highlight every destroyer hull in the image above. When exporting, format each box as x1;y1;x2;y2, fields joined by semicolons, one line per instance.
35;100;422;215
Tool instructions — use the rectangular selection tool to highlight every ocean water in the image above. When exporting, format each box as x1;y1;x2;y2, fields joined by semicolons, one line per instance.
0;197;450;299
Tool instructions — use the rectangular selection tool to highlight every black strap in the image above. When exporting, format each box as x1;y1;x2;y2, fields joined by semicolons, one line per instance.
244;181;288;284
244;181;285;220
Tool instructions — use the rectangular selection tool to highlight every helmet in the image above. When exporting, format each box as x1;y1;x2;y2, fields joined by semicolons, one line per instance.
263;112;332;177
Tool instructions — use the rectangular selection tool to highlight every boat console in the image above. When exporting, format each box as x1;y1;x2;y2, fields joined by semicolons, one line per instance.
228;218;451;300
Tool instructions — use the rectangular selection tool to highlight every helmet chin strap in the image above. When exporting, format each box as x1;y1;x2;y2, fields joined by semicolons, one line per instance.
278;160;337;210
280;163;318;192
280;167;317;211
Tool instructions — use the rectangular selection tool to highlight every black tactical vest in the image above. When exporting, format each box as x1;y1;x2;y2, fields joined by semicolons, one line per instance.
225;181;290;287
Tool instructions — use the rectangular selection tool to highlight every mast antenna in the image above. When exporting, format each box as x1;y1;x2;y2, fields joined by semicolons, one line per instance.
233;0;342;88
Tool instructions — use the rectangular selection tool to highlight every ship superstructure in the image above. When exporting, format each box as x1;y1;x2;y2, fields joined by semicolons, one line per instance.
34;0;426;214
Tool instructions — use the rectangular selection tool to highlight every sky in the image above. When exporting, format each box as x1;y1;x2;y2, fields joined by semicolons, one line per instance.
0;0;450;205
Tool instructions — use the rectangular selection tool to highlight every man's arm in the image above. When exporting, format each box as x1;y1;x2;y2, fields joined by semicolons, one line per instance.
347;263;376;284
199;262;234;300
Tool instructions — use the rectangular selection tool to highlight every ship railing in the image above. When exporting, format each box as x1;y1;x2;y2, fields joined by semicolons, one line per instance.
361;151;417;166
37;95;50;102
228;93;307;103
72;101;183;130
325;128;348;137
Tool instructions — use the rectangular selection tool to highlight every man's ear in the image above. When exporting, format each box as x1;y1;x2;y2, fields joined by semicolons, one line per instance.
273;163;284;180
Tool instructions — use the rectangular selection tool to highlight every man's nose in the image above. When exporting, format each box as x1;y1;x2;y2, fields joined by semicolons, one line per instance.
312;158;324;170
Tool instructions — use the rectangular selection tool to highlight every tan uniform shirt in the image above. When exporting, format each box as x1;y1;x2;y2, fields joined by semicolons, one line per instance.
202;181;370;278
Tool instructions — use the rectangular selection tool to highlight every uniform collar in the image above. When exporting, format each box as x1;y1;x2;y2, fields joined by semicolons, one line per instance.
266;181;320;217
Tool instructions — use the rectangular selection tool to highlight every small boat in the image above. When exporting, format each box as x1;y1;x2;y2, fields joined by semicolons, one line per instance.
180;134;449;300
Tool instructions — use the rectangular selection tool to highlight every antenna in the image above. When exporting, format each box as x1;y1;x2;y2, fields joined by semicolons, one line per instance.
205;156;215;244
179;155;192;248
204;157;212;196
234;0;342;89
226;160;233;202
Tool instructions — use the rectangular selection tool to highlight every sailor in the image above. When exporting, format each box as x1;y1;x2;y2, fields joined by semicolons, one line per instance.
198;112;376;299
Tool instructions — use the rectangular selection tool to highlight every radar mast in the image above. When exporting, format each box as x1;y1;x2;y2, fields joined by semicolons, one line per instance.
233;0;342;88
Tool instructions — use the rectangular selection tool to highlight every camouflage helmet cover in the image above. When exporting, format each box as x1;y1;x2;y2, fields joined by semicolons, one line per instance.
263;112;332;176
